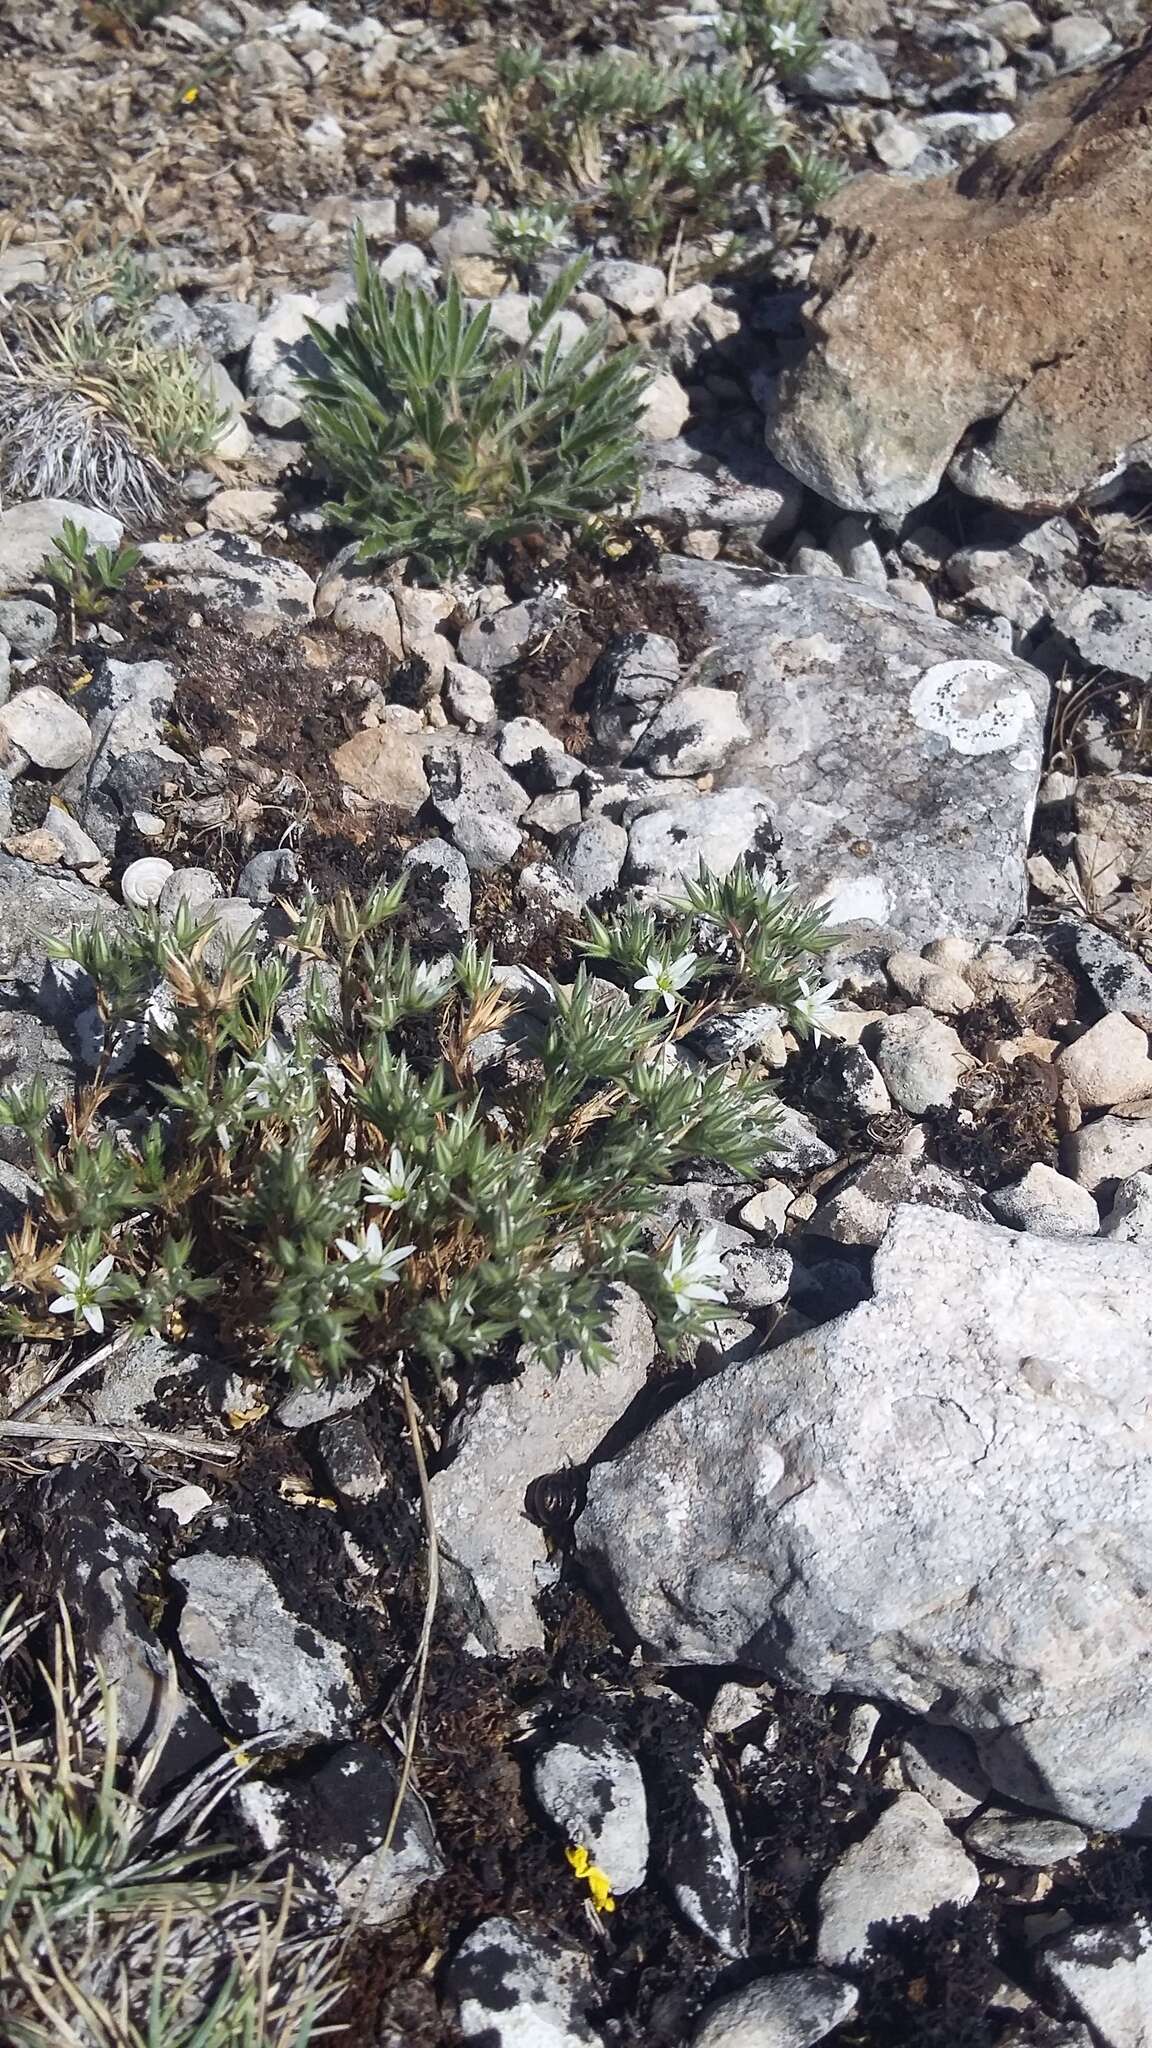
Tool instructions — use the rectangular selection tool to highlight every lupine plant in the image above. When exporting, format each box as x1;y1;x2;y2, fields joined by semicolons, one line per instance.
299;232;645;575
0;864;835;1388
437;39;843;262
44;517;142;619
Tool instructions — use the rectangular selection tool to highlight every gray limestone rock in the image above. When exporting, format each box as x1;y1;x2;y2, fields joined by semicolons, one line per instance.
874;1008;972;1113
238;1741;443;1927
1053;587;1152;684
661;559;1048;941
533;1714;649;1893
1042;1918;1152;2048
588;631;681;758
577;1205;1152;1831
0;854;125;987
631;687;750;778
244;289;349;429
1047;919;1152;1030
456;601;539;676
430;1284;655;1654
553;817;629;903
810;1154;987;1249
965;1810;1088;1867
138;534;315;623
0;685;91;771
51;1476;215;1774
986;1162;1100;1238
1063;1117;1152;1195
0;499;122;595
172;1548;357;1741
0;597;57;657
816;1792;978;1966
447;1918;601;2047
625;786;778;898
900;1726;992;1821
1102;1174;1152;1244
401;837;472;944
651;1735;746;1957
798;36;892;99
692;1968;858;2048
637;434;803;538
73;657;182;851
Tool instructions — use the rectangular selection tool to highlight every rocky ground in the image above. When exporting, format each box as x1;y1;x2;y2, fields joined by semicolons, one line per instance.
2;0;1152;2042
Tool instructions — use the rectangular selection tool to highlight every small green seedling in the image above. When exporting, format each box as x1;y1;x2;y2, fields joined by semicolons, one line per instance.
44;517;142;617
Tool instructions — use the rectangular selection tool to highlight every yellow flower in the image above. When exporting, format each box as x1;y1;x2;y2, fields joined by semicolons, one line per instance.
181;85;200;105
565;1842;615;1914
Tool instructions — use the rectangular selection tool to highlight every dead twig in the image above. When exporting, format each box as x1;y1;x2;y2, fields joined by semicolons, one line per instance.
9;1330;133;1423
0;1419;238;1460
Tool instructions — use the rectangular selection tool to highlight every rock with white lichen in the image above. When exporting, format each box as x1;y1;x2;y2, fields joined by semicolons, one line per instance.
659;559;1048;941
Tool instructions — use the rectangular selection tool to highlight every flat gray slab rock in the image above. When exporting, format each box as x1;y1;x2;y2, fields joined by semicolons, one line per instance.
172;1548;357;1742
430;1284;655;1654
661;560;1048;942
577;1205;1152;1831
0;854;126;986
816;1791;978;1966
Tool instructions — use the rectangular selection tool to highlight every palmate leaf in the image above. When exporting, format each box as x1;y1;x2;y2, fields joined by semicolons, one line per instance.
299;230;645;574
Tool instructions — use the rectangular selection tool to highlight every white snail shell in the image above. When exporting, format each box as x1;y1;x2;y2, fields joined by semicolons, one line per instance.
121;857;175;909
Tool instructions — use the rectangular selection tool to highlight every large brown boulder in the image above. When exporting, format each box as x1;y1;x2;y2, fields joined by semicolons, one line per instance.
768;48;1152;519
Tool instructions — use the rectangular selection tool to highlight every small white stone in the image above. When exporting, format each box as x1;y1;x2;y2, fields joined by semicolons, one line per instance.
842;1702;882;1772
639;369;691;442
156;1483;213;1526
874;1007;972;1113
707;1681;771;1737
1057;1014;1152;1112
0;685;92;771
121;857;176;908
886;949;974;1016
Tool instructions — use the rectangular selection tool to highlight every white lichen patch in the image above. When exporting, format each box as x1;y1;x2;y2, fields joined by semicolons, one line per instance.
908;661;1036;757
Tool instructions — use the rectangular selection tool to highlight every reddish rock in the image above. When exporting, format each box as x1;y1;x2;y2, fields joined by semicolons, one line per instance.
768;50;1152;517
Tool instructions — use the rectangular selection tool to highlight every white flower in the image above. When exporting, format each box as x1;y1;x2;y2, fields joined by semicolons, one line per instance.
790;976;840;1047
334;1222;414;1281
663;1228;728;1317
634;950;699;1012
767;19;805;55
244;1039;314;1113
413;958;455;1004
49;1253;116;1335
362;1147;413;1210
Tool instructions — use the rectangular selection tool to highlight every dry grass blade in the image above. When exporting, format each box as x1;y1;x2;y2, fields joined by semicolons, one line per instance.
0;1419;239;1460
0;1601;346;2047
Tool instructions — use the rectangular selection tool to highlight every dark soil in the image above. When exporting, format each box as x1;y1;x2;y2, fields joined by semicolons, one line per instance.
501;544;714;757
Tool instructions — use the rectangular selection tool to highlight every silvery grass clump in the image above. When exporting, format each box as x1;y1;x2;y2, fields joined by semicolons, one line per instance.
0;1603;341;2048
0;864;836;1387
299;234;645;577
0;247;226;525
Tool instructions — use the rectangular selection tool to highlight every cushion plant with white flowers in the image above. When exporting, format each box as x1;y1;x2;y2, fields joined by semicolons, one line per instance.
0;861;837;1388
